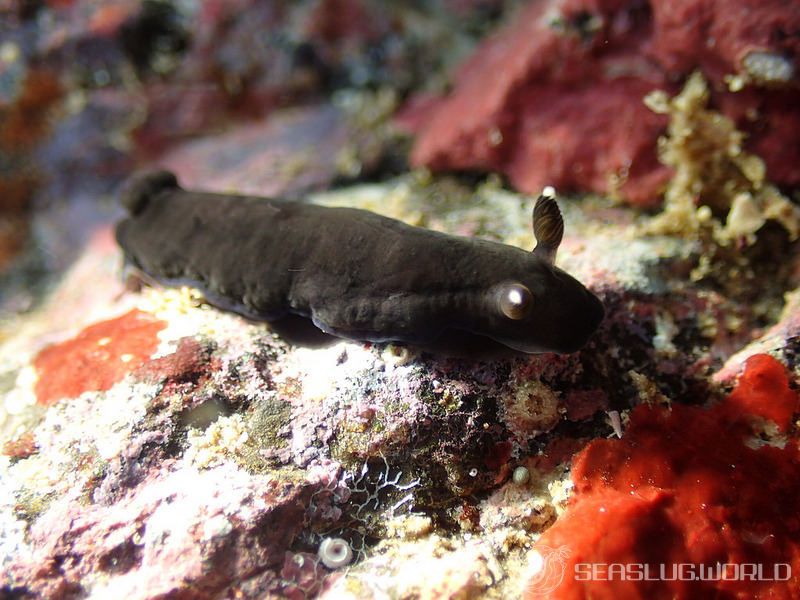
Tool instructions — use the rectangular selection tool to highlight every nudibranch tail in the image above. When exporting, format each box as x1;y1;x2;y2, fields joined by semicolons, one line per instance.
120;170;179;216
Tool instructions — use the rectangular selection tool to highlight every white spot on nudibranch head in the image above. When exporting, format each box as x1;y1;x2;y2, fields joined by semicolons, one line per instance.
498;283;533;320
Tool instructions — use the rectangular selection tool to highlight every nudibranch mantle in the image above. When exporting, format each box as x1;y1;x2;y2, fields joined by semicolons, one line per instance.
115;171;604;354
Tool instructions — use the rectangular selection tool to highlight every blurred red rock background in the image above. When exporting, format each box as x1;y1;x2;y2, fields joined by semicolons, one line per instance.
404;0;800;207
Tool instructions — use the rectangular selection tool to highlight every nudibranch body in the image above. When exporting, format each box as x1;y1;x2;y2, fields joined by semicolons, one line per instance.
115;171;603;354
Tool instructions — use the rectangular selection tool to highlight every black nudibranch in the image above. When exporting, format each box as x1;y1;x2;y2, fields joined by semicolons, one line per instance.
115;171;604;354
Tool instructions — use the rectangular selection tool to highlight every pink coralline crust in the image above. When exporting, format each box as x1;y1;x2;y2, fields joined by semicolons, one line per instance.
752;93;800;187
8;464;320;599
582;281;758;406
303;0;382;45
648;0;800;81
407;0;800;205
525;354;800;599
564;389;608;422
131;84;230;155
280;552;328;600
716;88;800;191
715;289;800;382
133;337;213;387
515;352;582;384
158;105;355;198
527;437;591;474
506;80;671;207
33;309;166;406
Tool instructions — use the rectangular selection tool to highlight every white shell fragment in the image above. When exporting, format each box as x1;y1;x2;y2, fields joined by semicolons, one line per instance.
512;466;530;485
607;410;623;438
318;537;354;569
743;51;795;84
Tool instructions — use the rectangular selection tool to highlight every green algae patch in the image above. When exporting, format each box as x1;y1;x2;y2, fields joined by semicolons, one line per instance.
234;396;294;474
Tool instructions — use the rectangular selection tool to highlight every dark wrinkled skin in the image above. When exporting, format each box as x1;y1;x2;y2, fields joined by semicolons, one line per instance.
115;172;604;354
